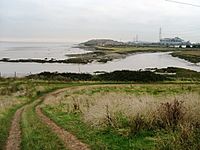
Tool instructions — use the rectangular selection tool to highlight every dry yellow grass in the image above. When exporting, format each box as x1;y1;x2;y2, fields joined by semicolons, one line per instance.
0;83;43;116
39;84;200;137
81;93;200;127
44;86;200;128
0;96;22;116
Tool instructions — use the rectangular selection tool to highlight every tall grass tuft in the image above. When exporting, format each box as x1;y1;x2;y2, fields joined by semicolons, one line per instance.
43;87;200;149
156;99;185;130
55;92;200;137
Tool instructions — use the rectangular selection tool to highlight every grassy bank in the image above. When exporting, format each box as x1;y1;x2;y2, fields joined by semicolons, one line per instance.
0;105;24;149
19;82;83;149
95;45;177;53
67;46;181;63
28;68;200;83
0;46;176;64
21;97;66;150
42;84;200;149
0;79;78;149
0;58;93;64
1;45;199;64
171;50;200;63
0;73;200;149
1;46;199;64
43;107;155;149
0;81;35;149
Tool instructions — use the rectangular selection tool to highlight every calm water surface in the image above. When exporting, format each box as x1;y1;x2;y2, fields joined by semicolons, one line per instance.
0;42;199;77
0;42;89;59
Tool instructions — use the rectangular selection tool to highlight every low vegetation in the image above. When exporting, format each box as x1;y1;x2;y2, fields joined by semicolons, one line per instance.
0;79;72;149
21;96;66;150
28;70;167;82
155;67;200;81
67;45;181;63
28;67;200;82
1;45;200;64
0;80;36;148
0;46;176;64
0;69;200;149
171;50;200;63
42;84;200;149
0;57;92;64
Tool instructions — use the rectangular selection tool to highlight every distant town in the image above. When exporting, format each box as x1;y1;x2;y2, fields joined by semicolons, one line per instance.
84;37;200;48
84;28;200;48
129;36;193;48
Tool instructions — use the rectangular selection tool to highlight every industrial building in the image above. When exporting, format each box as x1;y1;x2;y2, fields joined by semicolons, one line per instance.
160;37;191;46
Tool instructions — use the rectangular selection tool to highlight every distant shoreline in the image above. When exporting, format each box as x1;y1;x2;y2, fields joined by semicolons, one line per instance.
1;40;200;64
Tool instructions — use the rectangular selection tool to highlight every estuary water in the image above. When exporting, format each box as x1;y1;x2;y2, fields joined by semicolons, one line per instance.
0;41;89;59
0;42;199;77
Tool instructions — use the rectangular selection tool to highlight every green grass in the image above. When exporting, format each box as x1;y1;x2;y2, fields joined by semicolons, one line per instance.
19;82;94;149
171;50;200;63
43;107;156;150
0;80;81;149
20;83;82;149
65;45;182;64
0;85;39;150
1;78;200;149
72;84;200;96
0;105;23;150
21;99;66;150
95;46;179;53
42;83;200;150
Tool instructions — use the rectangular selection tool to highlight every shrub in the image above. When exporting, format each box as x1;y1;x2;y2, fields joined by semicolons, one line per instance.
27;70;168;82
156;100;185;130
96;70;167;82
129;114;146;136
156;124;200;150
0;83;20;95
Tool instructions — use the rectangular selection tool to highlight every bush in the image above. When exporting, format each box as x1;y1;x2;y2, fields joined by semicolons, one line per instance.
157;125;200;150
27;70;168;82
95;70;167;82
28;72;93;81
156;100;185;130
0;83;20;95
129;114;146;136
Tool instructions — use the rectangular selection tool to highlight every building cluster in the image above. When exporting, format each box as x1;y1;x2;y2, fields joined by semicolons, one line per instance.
160;37;191;46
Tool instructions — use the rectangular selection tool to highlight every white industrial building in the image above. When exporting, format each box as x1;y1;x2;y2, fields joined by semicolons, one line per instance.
160;37;191;46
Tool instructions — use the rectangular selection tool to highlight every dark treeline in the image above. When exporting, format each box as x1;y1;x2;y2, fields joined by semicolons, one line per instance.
27;70;167;82
96;71;166;82
192;44;200;48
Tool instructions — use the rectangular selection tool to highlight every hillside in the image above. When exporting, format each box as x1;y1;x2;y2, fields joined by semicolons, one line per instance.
82;39;124;46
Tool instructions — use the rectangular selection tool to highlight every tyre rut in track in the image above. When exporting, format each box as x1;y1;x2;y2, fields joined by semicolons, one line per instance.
36;88;90;150
5;107;24;150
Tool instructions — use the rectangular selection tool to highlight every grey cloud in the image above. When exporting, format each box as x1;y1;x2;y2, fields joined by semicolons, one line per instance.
0;0;200;42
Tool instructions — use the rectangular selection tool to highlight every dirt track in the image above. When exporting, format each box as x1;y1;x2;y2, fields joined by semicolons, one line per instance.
5;87;90;150
36;87;90;150
36;106;89;150
5;108;23;150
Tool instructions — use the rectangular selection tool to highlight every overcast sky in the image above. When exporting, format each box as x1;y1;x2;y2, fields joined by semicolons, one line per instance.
0;0;200;42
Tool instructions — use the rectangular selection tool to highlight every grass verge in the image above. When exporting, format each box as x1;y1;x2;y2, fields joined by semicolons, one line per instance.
21;98;66;150
43;107;156;150
42;84;200;150
0;105;22;150
171;50;200;63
